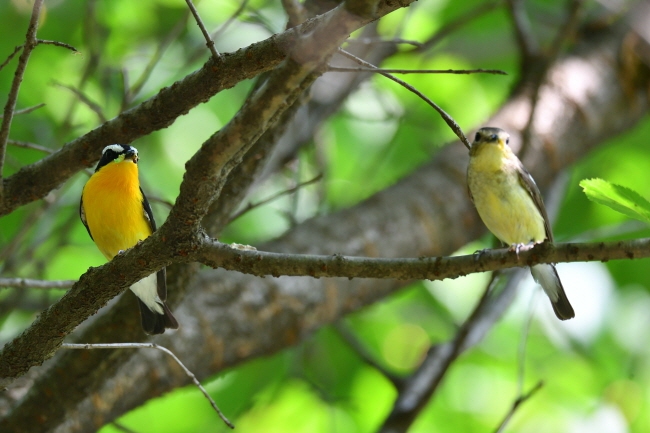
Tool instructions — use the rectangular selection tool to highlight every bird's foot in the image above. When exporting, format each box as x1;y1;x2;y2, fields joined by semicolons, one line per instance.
508;243;526;261
472;248;489;262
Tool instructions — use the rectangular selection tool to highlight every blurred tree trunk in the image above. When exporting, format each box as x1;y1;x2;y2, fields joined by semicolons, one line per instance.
0;2;649;433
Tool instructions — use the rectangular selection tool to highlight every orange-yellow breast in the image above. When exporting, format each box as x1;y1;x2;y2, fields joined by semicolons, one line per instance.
81;160;151;260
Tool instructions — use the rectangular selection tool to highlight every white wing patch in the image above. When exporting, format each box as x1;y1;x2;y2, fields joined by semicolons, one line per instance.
103;144;125;154
130;273;164;314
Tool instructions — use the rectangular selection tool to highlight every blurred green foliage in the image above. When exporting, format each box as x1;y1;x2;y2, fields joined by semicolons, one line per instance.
581;178;650;225
2;0;650;432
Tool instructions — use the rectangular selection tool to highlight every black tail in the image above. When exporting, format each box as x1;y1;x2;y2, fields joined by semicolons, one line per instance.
530;263;575;320
550;281;575;321
138;299;179;335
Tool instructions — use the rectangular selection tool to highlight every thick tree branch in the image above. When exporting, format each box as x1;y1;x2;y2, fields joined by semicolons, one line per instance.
1;11;649;433
0;9;400;433
0;0;386;393
0;233;185;387
0;0;415;218
37;21;647;432
197;237;650;280
5;235;646;294
168;0;385;235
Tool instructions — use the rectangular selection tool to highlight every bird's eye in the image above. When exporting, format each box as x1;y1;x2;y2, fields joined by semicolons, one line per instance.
506;138;510;145
474;132;480;142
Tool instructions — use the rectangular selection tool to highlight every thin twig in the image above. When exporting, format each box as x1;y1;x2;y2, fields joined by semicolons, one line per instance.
328;66;507;75
337;49;472;149
506;0;540;60
281;0;307;28
228;174;323;223
52;81;107;123
110;422;139;433
379;271;524;432
0;193;57;264
61;343;235;429
517;291;537;393
58;0;102;135
7;139;53;154
188;0;250;64
124;10;191;108
334;321;404;388
185;0;221;59
36;39;79;52
520;0;584;156
547;0;584;62
494;381;544;433
212;0;250;40
418;1;502;52
0;0;45;193
0;45;23;72
0;103;46;118
346;36;423;48
0;278;76;289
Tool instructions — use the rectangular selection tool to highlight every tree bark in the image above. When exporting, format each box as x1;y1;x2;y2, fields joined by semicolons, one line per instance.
1;17;648;433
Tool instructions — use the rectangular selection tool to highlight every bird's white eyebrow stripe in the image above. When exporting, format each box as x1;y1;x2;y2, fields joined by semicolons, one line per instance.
103;144;125;154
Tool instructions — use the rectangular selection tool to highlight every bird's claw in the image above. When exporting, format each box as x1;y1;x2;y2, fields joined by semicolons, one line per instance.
508;243;525;261
473;248;489;262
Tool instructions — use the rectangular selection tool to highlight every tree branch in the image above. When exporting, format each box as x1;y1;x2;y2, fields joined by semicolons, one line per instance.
1;8;649;433
327;66;507;75
184;0;221;59
199;237;650;280
0;0;416;218
61;343;234;429
338;49;472;149
379;270;525;432
0;0;392;390
0;0;44;195
0;278;76;289
0;46;23;73
494;381;544;433
0;103;45;119
38;21;648;431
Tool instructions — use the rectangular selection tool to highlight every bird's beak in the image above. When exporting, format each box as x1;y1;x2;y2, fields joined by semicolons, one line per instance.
125;150;138;163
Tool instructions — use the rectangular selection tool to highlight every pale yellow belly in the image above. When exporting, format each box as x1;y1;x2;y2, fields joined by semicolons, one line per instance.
468;169;546;246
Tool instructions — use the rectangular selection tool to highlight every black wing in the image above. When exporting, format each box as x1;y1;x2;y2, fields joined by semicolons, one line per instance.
79;194;94;241
141;187;157;231
515;162;554;242
140;187;167;301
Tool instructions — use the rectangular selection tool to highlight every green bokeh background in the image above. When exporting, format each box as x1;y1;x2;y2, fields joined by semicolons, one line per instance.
1;0;650;432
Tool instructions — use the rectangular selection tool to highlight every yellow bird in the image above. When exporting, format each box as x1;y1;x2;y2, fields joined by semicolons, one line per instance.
466;127;575;320
80;144;179;334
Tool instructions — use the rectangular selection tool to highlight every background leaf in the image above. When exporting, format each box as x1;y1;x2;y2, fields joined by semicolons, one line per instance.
580;178;650;224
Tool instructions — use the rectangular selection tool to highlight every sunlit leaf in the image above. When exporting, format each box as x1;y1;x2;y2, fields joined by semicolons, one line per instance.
580;178;650;224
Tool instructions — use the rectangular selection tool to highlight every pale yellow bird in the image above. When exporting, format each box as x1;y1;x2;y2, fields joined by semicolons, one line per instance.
467;127;574;320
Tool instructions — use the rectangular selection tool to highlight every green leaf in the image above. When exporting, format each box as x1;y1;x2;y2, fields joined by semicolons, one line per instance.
580;178;650;224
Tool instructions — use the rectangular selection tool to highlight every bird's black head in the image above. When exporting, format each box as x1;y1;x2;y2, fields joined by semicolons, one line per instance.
95;144;139;172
